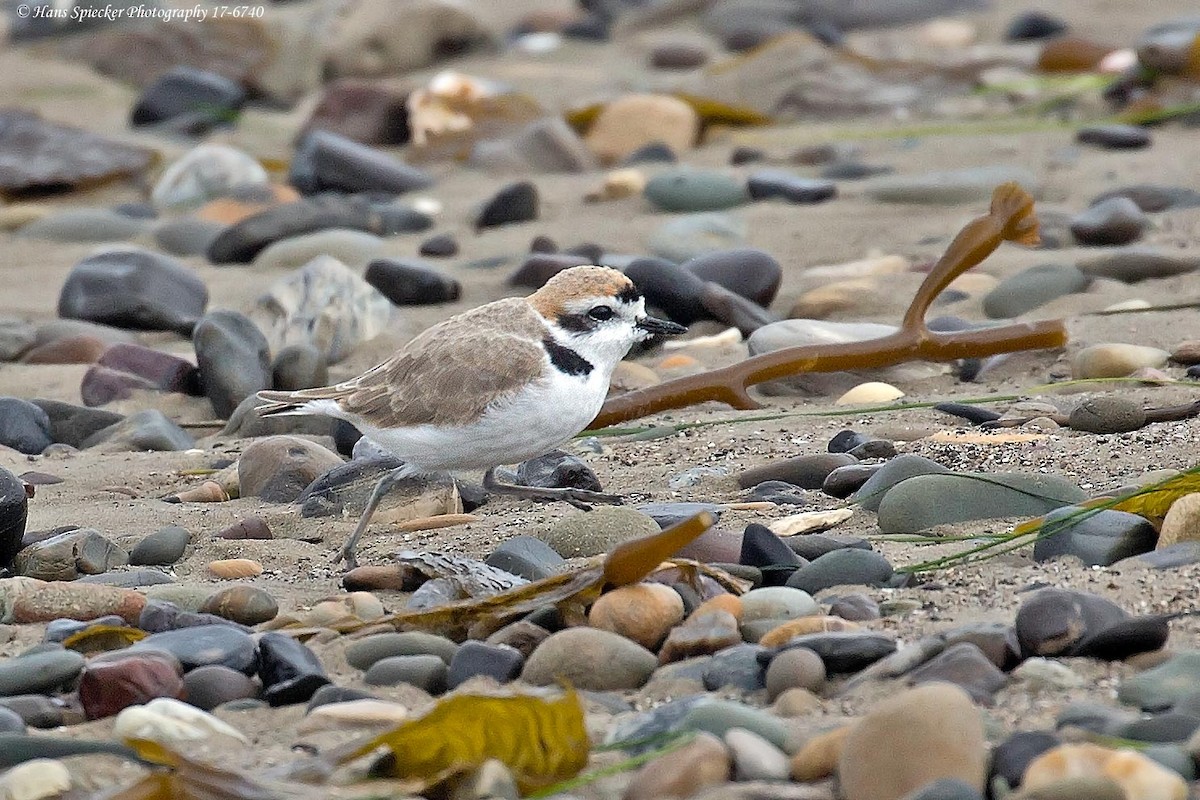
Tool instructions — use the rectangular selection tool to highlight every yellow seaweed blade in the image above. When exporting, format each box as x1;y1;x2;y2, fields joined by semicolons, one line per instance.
348;691;588;794
61;624;147;653
1109;471;1200;521
602;511;716;587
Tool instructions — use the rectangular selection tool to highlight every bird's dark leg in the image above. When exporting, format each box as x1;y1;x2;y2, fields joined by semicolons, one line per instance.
482;467;623;511
337;464;415;570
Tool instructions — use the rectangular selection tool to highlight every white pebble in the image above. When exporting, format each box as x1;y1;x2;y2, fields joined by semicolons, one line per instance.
114;697;248;745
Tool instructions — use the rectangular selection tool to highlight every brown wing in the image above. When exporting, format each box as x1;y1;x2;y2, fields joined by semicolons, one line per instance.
257;298;549;429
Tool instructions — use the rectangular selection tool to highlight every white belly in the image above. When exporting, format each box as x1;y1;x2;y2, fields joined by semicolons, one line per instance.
352;368;609;472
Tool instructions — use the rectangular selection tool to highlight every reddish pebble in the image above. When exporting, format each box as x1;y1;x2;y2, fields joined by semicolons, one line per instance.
217;517;273;540
342;564;424;592
10;581;146;624
79;651;184;719
208;558;263;579
20;334;107;364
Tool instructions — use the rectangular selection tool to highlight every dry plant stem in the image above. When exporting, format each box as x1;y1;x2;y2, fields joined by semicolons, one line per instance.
591;182;1067;429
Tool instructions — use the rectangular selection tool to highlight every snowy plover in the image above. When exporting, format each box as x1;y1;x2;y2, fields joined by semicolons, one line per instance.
257;265;686;567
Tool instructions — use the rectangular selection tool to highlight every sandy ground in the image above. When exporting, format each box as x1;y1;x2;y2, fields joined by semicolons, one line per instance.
2;0;1200;793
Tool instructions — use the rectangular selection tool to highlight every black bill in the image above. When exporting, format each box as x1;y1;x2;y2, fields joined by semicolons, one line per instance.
636;315;688;336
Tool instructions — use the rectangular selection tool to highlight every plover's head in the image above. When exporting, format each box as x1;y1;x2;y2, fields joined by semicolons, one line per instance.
528;266;686;368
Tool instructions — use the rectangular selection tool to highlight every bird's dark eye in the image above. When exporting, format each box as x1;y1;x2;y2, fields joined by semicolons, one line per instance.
588;305;614;321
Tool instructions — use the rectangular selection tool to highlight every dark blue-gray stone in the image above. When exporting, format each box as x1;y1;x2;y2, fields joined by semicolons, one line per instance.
1033;506;1157;566
57;248;207;334
786;548;893;593
876;471;1086;534
702;643;766;691
0;399;52;455
131;625;257;674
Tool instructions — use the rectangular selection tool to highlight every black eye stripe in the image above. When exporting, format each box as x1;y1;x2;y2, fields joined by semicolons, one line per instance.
555;312;595;333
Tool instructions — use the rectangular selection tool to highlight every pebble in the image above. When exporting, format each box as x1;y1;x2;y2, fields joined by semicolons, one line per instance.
680;700;789;750
0;398;52;455
257;632;331;706
589;583;684;650
1091;185;1200;213
200;585;278;626
1119;651;1200;711
539;507;660;558
132;625;257;674
239;436;344;503
521;628;657;690
79;409;192;452
17;208;149;242
765;647;826;699
767;632;897;673
865;165;1040;204
647;212;748;262
364;654;448;693
58;248;208;334
790;726;848;780
983;264;1090;319
1006;11;1068;40
517;451;603;492
131;66;244;128
344;632;459;670
0;470;25;568
118;525;190;568
740;523;804;569
837;382;905;405
703;643;767;691
1157;493;1200;549
183;665;260;711
253;229;385;272
726;727;790;781
1012;658;1085;693
1067;396;1147;434
1033;506;1157;566
485;535;565;582
1076;124;1152;150
151;144;269;211
1023;744;1187;800
21;334;107;365
447;641;524;689
1070;197;1149;246
476;181;539;229
271;344;328;391
737;453;857;490
907;642;1008;703
15;528;126;581
0;696;64;729
290;129;432;195
193;310;272;418
786;549;894;593
323;1;493;77
207;559;263;580
649;42;710;70
746;171;836;204
659;610;742;664
78;651;185;719
585;94;698;164
838;683;986;800
114;697;248;746
1014;588;1126;659
686;248;782;310
644;168;749;212
1076;247;1200;282
741;587;820;623
98;343;200;395
0;759;72;800
1072;344;1170;379
365;258;461;306
623;732;730;800
419;233;459;257
0;648;85;696
876;471;1086;534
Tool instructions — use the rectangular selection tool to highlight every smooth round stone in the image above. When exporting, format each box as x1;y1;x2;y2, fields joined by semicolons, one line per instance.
0;398;52;455
681;700;789;750
1120;713;1200;744
517;451;602;492
765;646;826;699
585;94;697;164
1072;343;1169;379
291;129;432;195
644;169;749;212
821;161;893;180
746;171;836;204
739;523;803;569
1120;651;1200;711
199;585;278;626
737;453;858;490
983;264;1090;319
726;727;789;781
1067;396;1147;434
766;632;896;674
901;778;985;800
1077;124;1152;150
257;632;331;706
659;610;742;664
624;257;709;325
1159;493;1200;549
271;344;328;391
1014;588;1126;659
76;570;174;588
787;549;894;593
538;507;659;558
865;165;1040;204
1070;197;1148;246
622;141;679;166
484;535;565;582
0;696;64;729
364;655;447;694
876;472;1086;535
702;643;767;691
0;706;25;733
991;730;1060;789
447;641;524;689
364;258;461;306
183;665;259;711
80;409;194;452
131;625;257;674
15;528;127;581
1072;616;1171;662
1076;247;1200;282
623;732;730;800
1006;11;1068;40
907;643;1008;704
58;248;208;334
344;632;458;670
0;649;85;696
130;526;190;567
589;583;684;650
823;465;879;499
419;233;458;257
684;248;782;308
192;309;272;418
740;587;820;623
253;229;385;272
521;628;656;690
476;181;538;229
1090;185;1200;213
18;208;149;242
79;652;185;719
1033;506;1157;567
238;436;344;503
839;684;986;800
151;144;269;211
649;42;710;69
646;212;747;262
131;66;244;127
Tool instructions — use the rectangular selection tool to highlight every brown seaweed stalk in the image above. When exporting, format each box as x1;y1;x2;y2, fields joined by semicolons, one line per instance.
591;182;1067;429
